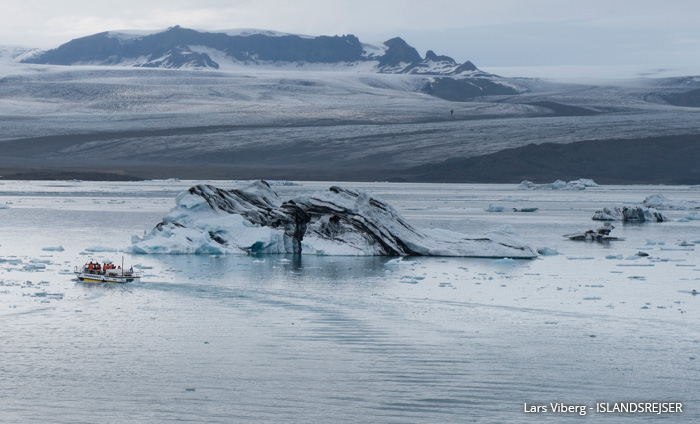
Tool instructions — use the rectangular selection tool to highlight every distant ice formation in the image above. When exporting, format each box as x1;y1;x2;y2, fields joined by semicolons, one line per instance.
130;181;537;258
643;194;700;210
592;206;666;222
518;179;599;190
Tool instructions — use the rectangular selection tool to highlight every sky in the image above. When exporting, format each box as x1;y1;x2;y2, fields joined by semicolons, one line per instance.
2;0;700;75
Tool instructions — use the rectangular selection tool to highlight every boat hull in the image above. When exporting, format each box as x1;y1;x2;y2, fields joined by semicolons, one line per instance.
75;272;139;284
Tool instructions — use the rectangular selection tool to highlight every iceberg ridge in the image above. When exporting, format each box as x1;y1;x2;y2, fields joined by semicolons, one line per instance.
129;181;537;258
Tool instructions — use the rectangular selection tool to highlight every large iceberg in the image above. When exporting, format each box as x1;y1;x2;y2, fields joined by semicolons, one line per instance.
129;181;537;258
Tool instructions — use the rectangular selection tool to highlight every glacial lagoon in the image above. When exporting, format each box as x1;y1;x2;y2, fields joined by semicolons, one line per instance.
1;180;699;423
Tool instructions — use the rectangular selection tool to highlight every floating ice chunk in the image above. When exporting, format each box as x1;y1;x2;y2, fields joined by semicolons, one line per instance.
385;258;417;267
517;180;537;190
537;247;560;256
519;179;598;191
0;203;9;209
564;223;622;241
494;258;516;265
29;258;52;264
485;204;506;212
41;246;65;252
85;246;119;253
267;180;302;186
592;206;665;222
678;212;700;222
605;254;623;259
643;194;700;210
570;178;599;187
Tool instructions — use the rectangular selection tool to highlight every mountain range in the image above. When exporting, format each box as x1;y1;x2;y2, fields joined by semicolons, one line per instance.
21;26;515;101
24;26;478;75
2;27;700;183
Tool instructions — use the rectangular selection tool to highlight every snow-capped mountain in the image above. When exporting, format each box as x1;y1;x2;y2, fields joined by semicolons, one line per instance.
22;25;485;77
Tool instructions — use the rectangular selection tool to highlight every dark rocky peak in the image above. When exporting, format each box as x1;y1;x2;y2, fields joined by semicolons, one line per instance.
424;50;456;64
454;60;478;73
379;37;422;67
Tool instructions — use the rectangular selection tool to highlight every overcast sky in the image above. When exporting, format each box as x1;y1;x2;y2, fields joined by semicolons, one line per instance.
2;0;700;73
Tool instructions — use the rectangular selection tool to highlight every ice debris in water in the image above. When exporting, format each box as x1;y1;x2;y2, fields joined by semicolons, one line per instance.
494;258;516;265
678;212;700;223
643;194;700;210
85;246;119;253
518;179;598;191
41;246;65;252
537;247;560;256
564;223;622;241
485;204;506;212
129;181;538;258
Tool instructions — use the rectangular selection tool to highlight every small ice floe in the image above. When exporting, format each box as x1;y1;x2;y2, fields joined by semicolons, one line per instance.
592;206;665;222
0;257;23;264
0;203;9;209
29;258;51;264
278;258;291;263
132;263;153;269
512;207;539;212
399;276;420;284
537;247;559;256
267;180;302;186
606;254;623;260
85;246;119;253
41;246;65;252
518;179;598;190
678;212;700;223
485;204;506;212
564;223;622;241
494;258;516;265
643;194;700;210
252;259;265;263
385;258;418;267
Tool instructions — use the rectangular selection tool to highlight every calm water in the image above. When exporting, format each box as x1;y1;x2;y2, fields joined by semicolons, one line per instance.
1;180;699;423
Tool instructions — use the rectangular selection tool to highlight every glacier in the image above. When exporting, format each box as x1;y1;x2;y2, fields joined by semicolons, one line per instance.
129;181;537;258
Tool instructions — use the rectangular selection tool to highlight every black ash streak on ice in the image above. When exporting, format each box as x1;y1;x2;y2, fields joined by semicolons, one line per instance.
132;181;537;258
